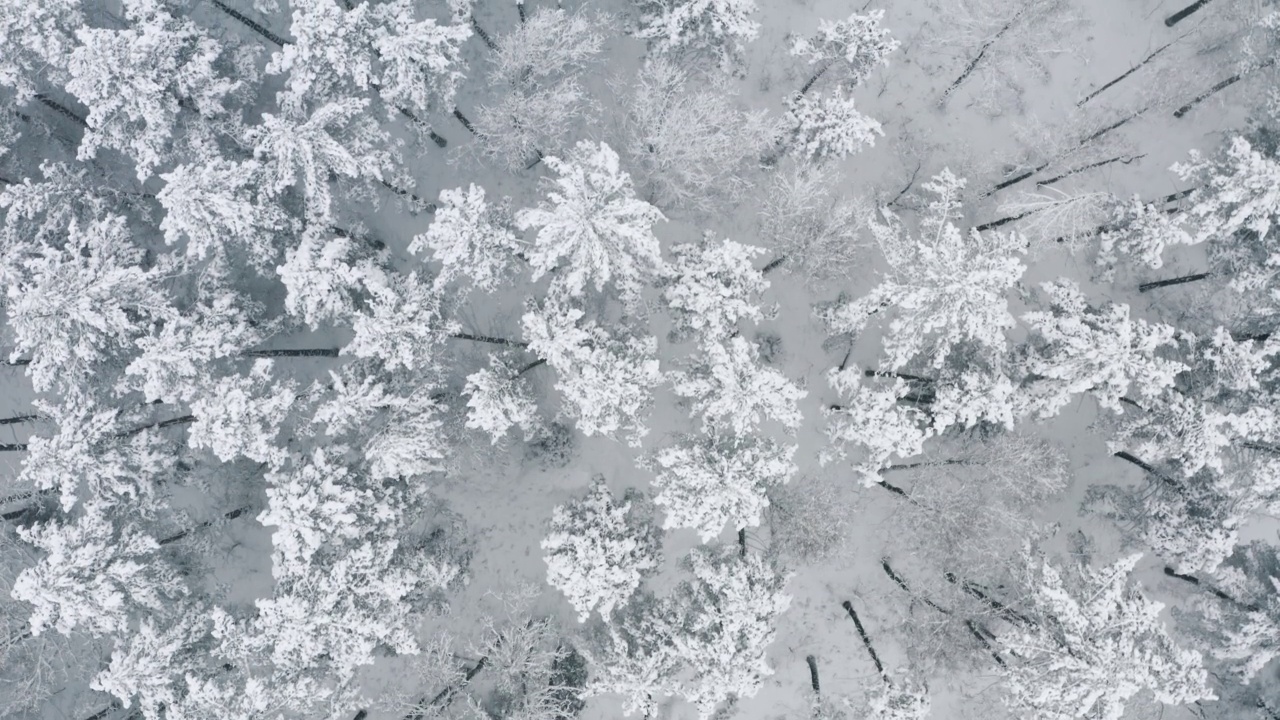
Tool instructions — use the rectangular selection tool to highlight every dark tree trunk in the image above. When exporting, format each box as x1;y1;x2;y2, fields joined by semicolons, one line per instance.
243;347;340;358
943;572;1036;627
799;63;830;97
408;656;489;719
975;211;1033;233
379;179;436;213
0;444;27;452
159;506;251;546
1139;272;1211;292
1174;58;1275;119
865;368;935;384
1165;0;1213;27
525;148;546;170
963;620;1006;666
471;18;499;51
0;414;37;426
1080;108;1148;145
805;654;820;693
330;225;387;252
761;255;787;275
738;528;747;558
881;559;950;615
4;357;31;367
34;94;87;128
841;601;885;676
517;358;547;376
119;414;196;438
1078;40;1177;106
395;107;449;148
875;479;911;499
80;704;122;720
1036;153;1146;187
451;332;528;348
210;0;288;46
1112;450;1186;496
517;1;527;23
452;107;477;134
941;9;1025;102
883;458;968;473
352;712;368;720
0;488;50;507
989;160;1050;194
1163;566;1258;611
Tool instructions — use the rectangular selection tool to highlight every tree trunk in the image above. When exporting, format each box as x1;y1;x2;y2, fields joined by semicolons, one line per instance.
517;1;527;23
395;107;448;148
943;572;1036;627
880;559;951;615
471;18;499;51
452;107;478;135
989;160;1050;194
1174;58;1276;119
963;620;1006;667
761;255;787;275
0;444;28;452
158;506;251;546
34;94;88;128
1112;450;1186;495
330;225;387;252
525;148;546;170
875;479;911;499
1078;40;1177;106
408;656;489;720
805;654;820;693
1080;108;1148;145
738;528;747;558
80;704;122;720
210;0;288;47
243;347;340;358
1036;153;1146;187
883;458;968;473
119;414;196;438
974;210;1033;233
799;63;830;97
0;488;49;507
1165;0;1213;26
1163;566;1258;611
840;601;885;676
864;368;935;384
940;9;1026;102
1138;272;1211;292
0;414;37;425
450;332;528;348
517;358;547;376
379;179;436;213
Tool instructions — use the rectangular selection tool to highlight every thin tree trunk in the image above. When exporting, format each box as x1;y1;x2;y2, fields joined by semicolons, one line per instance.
738;528;747;558
395;107;449;148
989;160;1051;194
80;703;122;720
1080;108;1148;146
159;506;251;546
1174;58;1276;119
840;601;885;676
119;414;196;438
0;414;37;425
761;255;787;275
352;712;367;720
408;656;489;720
864;368;935;384
799;63;831;97
34;94;88;128
805;655;821;693
451;332;528;348
1037;153;1146;187
452;107;477;134
1139;272;1211;292
0;444;27;452
963;620;1006;666
517;358;547;376
941;9;1026;102
331;225;387;252
881;560;950;615
525;148;545;170
886;162;921;209
471;18;499;51
0;488;49;506
882;458;969;473
1163;566;1258;611
210;0;288;46
1078;41;1177;106
875;480;912;499
379;179;436;213
517;0;527;23
1113;450;1186;495
243;347;340;358
974;210;1034;233
1165;0;1213;27
943;572;1036;627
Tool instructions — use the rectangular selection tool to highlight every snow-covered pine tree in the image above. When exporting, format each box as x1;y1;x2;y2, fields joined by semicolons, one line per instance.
820;366;932;483
757;162;870;280
996;551;1214;720
669;334;807;435
790;10;899;93
515;140;666;303
642;431;796;542
462;354;541;444
1097;195;1195;271
661;233;771;343
522;298;661;445
411;183;525;295
1018;278;1189;419
784;88;884;164
541;478;662;622
1173;135;1280;247
816;170;1025;372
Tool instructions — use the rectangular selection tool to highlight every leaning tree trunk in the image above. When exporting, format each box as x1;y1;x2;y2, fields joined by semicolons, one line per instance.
1174;58;1276;119
1165;0;1213;27
450;332;528;348
798;62;831;97
243;347;340;358
943;572;1036;628
210;0;288;46
1037;153;1146;187
1078;39;1177;106
158;506;251;546
940;8;1027;103
452;107;478;135
1139;272;1211;292
1113;450;1187;496
33;94;88;128
880;559;1006;666
1163;566;1259;611
805;654;821;693
760;255;787;276
471;18;499;51
407;656;489;720
840;601;885;676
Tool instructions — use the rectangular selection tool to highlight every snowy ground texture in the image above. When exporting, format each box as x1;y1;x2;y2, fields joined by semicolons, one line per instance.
1;0;1280;719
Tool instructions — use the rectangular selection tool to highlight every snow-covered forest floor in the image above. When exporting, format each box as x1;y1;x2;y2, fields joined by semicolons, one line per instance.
2;0;1280;719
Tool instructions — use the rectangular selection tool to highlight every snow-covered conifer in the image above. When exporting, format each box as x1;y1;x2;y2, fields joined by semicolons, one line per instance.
757;163;870;280
411;183;525;294
345;270;459;371
790;10;899;90
816;170;1025;371
270;0;378;103
278;226;384;330
158;159;292;272
541;479;662;622
784;89;884;163
662;234;771;343
12;501;185;637
643;432;796;542
515;140;666;302
522;299;661;445
186;361;296;466
670;335;807;435
463;355;541;443
820;367;932;483
1018;279;1188;419
633;0;760;70
1173;135;1280;246
372;0;471;118
1097;196;1195;270
997;552;1214;720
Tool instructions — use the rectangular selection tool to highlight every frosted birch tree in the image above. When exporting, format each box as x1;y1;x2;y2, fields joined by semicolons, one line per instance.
642;432;797;542
515;140;665;303
541;479;662;622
